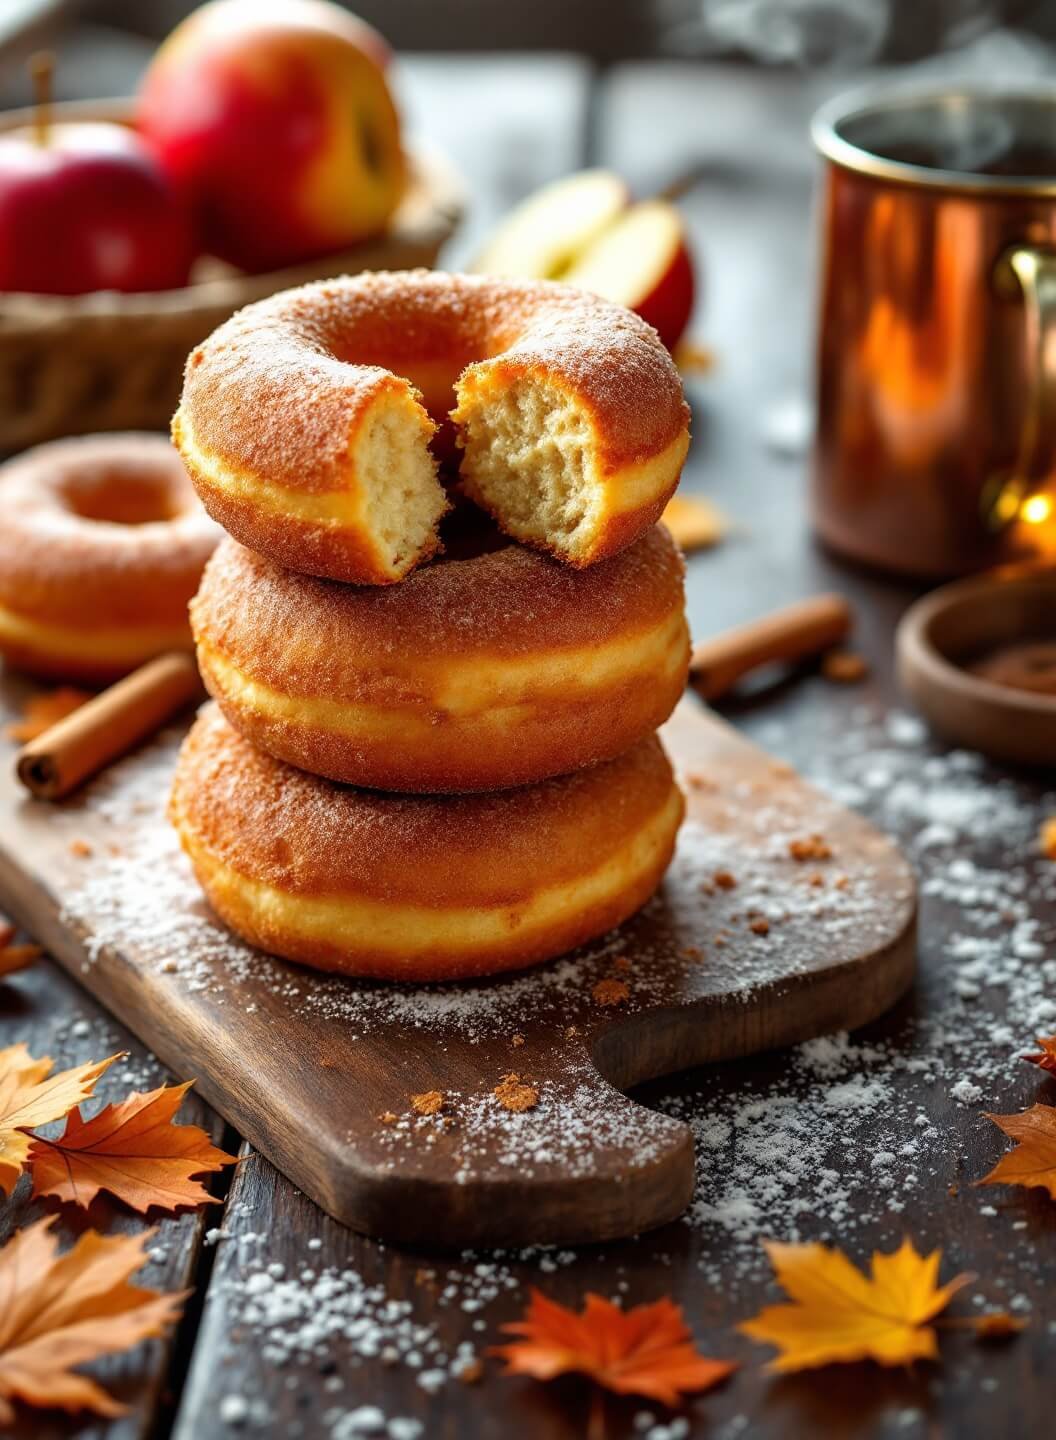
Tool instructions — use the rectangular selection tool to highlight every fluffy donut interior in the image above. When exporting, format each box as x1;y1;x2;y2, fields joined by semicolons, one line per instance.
453;374;599;563
356;390;449;576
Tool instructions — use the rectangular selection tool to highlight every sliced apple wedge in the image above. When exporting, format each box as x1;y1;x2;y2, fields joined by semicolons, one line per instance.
563;200;695;350
472;168;629;278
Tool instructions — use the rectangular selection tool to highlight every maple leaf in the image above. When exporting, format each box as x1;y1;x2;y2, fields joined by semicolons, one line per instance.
0;1044;120;1197
1024;1035;1056;1076
6;688;91;743
0;943;42;978
0;1217;184;1422
661;494;726;554
28;1079;237;1214
492;1289;735;1407
739;1238;971;1372
979;1104;1056;1200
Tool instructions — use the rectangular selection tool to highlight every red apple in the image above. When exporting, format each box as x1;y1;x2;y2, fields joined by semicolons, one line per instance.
563;200;695;350
472;169;629;279
0;121;195;294
137;0;405;273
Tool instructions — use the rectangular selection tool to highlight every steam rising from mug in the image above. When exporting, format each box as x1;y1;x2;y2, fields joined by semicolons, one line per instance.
658;1;1008;68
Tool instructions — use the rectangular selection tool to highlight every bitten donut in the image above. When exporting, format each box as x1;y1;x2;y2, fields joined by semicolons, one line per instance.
191;516;690;792
170;705;684;982
0;434;219;681
173;270;690;584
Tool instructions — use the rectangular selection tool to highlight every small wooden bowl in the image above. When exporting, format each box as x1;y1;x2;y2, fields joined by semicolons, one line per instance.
0;99;464;450
896;565;1056;767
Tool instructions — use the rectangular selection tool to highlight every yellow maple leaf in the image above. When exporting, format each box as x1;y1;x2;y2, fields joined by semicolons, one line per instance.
28;1079;237;1213
0;1044;120;1196
739;1238;971;1371
661;494;726;553
979;1104;1056;1200
0;1217;184;1422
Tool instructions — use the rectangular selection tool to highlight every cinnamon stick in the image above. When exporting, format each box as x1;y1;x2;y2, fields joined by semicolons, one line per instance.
16;652;203;801
690;594;853;701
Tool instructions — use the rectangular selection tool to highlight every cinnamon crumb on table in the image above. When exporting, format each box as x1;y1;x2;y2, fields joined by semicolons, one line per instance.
821;649;869;683
510;1033;525;1048
748;917;771;936
592;978;630;1006
69;838;93;857
378;1111;398;1125
410;1090;444;1116
713;870;737;890
493;1073;539;1112
789;834;833;862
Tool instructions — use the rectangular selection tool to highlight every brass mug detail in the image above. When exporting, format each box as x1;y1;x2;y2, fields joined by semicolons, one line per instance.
812;89;1056;578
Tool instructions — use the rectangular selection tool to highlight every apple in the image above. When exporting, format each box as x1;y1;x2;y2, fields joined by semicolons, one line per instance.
137;0;406;273
563;200;695;351
473;170;696;350
0;121;195;294
472;169;629;279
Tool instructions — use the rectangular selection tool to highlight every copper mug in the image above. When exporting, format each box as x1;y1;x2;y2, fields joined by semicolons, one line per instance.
812;88;1056;578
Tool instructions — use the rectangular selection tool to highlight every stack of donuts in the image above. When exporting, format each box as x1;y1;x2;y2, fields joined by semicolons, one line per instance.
168;270;693;982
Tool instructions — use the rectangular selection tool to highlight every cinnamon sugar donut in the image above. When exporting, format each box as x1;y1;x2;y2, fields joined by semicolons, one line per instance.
0;434;219;681
173;270;689;584
169;705;684;981
191;516;689;792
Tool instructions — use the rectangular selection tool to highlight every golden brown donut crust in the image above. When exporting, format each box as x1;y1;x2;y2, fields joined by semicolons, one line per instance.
0;434;219;681
174;270;689;583
191;520;690;792
169;705;684;981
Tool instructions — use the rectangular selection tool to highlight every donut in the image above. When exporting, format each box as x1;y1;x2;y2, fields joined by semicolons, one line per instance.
173;270;690;584
170;705;684;982
0;434;220;682
191;514;690;792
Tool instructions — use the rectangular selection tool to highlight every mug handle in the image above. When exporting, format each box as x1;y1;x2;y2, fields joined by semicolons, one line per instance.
992;244;1056;527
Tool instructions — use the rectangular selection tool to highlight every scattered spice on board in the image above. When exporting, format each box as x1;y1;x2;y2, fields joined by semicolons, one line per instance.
410;1090;445;1117
591;979;630;1006
493;1074;539;1114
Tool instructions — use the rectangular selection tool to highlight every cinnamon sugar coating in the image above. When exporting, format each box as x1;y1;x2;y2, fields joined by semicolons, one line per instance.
0;434;219;680
191;517;690;792
169;705;684;981
174;270;689;582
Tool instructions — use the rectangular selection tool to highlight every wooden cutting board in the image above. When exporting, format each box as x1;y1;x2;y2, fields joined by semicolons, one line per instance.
0;690;916;1248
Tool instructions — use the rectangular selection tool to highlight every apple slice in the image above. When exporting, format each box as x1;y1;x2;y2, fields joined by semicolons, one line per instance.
563;199;695;350
473;168;629;279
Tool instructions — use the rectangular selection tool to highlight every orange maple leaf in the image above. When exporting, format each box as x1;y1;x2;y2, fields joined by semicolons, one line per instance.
739;1238;971;1371
1024;1036;1056;1076
6;688;91;743
491;1289;735;1407
27;1079;237;1213
0;944;42;979
0;1044;120;1197
979;1104;1056;1200
0;1217;184;1423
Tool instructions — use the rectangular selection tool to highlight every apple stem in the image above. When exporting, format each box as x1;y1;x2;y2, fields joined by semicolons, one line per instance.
29;50;54;147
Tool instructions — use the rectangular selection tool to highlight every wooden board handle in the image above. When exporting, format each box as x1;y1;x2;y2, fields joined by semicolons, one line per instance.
690;593;852;700
16;652;203;801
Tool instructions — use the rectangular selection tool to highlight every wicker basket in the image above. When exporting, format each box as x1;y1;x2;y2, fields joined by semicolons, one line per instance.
0;99;464;450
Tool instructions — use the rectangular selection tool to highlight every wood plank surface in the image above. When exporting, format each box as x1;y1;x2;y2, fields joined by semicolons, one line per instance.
0;951;232;1440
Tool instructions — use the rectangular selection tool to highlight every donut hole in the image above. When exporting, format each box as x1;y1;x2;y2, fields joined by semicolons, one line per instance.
61;469;183;527
354;391;448;576
454;375;596;560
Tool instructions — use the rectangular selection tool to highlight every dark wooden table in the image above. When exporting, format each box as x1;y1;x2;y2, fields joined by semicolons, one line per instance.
2;55;1053;1440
